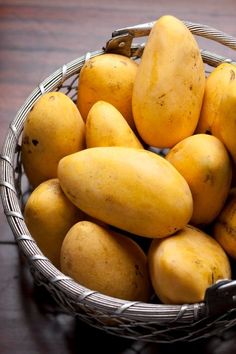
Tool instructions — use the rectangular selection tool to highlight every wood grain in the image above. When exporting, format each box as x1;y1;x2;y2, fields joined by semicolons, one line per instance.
1;0;236;352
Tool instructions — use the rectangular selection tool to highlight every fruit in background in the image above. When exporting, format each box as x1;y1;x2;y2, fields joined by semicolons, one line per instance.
166;134;232;225
148;225;231;304
58;147;193;238
24;179;84;268
61;221;151;301
22;92;85;188
86;101;143;148
214;188;236;260
77;53;138;129
132;15;205;148
196;63;232;134
196;63;236;163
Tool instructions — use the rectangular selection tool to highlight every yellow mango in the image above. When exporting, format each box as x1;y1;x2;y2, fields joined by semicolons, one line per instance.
24;179;84;268
86;101;143;148
166;134;232;225
214;188;236;259
22;92;85;188
132;15;205;148
197;63;236;163
58;147;193;238
77;53;138;128
148;225;231;304
60;221;151;301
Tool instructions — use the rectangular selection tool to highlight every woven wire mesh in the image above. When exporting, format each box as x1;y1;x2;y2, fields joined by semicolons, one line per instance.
1;20;236;343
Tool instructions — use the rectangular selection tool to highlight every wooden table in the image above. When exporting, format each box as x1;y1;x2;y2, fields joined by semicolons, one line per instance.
1;1;236;352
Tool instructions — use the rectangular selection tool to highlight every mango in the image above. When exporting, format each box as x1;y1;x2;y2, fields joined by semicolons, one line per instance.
86;101;143;148
196;63;236;163
214;188;236;259
24;179;84;268
166;134;232;225
148;225;231;304
60;221;150;301
58;147;193;238
22;92;85;188
77;53;138;128
132;15;205;148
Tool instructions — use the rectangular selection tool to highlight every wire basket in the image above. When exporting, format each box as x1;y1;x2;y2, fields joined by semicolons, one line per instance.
1;19;236;344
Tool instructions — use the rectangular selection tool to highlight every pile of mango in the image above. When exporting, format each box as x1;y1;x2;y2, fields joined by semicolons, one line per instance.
22;15;236;305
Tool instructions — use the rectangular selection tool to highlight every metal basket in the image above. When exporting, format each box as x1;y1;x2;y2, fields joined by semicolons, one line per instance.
1;19;236;344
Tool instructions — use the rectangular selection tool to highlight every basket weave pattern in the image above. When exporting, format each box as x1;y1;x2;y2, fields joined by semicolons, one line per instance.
1;20;236;343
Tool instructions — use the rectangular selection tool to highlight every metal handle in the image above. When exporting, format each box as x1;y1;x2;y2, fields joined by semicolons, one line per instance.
105;20;236;66
205;279;236;317
112;21;154;38
112;20;236;50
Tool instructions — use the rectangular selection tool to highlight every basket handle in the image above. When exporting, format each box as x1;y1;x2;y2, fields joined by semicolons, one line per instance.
111;20;236;50
205;279;236;317
105;20;236;67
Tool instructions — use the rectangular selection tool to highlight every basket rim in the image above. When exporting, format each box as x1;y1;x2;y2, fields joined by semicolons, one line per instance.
1;19;236;327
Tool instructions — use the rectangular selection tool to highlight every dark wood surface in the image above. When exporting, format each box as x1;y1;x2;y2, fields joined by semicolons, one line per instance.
1;1;236;353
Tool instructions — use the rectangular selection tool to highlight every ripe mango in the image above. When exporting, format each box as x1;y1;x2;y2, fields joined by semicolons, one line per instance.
166;134;232;225
197;63;236;163
22;92;85;188
132;15;205;148
58;147;193;238
148;225;231;304
24;179;84;268
77;53;138;128
86;101;143;148
60;221;151;301
214;188;236;259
